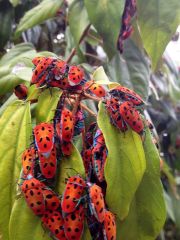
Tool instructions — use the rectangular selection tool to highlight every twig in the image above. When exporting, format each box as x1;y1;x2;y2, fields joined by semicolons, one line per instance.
81;127;86;150
83;92;102;102
72;95;81;115
66;24;91;63
80;103;97;117
87;32;103;45
84;53;104;62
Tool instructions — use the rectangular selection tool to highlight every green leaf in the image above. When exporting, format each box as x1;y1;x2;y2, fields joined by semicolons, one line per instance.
36;88;62;124
84;0;124;59
27;85;41;102
15;0;63;37
9;198;51;240
0;43;34;66
97;102;146;220
106;53;131;88
0;101;31;239
68;0;90;45
82;221;91;240
164;191;175;222
168;188;180;230
107;39;150;100
92;66;111;84
123;39;150;100
118;127;166;240
56;145;85;195
0;95;16;116
9;0;20;7
161;161;176;186
13;66;33;81
64;26;84;64
0;73;26;96
137;0;180;69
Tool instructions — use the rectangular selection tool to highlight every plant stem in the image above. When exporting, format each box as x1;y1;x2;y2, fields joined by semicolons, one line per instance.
84;53;104;62
83;92;102;102
66;24;91;63
80;103;97;117
87;32;103;45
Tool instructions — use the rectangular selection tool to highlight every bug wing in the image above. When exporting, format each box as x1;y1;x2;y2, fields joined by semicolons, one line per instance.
34;123;54;153
38;145;57;179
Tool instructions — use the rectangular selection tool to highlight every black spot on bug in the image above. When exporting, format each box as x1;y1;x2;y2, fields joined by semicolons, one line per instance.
46;194;53;199
43;163;48;168
30;190;34;196
99;208;103;213
50;162;55;167
71;213;76;221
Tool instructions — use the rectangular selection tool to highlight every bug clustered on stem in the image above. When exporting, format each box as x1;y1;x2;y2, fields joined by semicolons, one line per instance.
15;55;148;240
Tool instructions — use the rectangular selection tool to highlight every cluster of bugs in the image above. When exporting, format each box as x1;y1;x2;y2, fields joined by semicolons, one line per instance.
117;0;137;53
17;56;148;240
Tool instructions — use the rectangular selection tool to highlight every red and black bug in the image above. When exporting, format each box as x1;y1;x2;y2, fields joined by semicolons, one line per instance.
91;129;107;182
84;80;107;98
14;84;28;100
41;210;67;240
117;0;137;53
106;98;127;131
119;101;144;134
84;122;97;149
87;183;105;223
60;108;74;142
81;148;92;177
32;56;46;66
38;144;57;179
31;57;56;86
33;123;54;154
110;86;144;106
42;188;61;211
61;175;86;214
73;108;85;137
21;175;46;216
64;204;85;240
21;147;36;178
68;65;85;86
61;141;73;156
103;210;116;240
